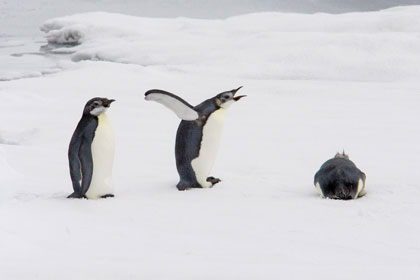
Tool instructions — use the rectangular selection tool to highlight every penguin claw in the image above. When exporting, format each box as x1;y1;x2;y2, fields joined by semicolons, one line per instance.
206;176;221;185
67;192;86;199
177;186;191;191
176;182;190;191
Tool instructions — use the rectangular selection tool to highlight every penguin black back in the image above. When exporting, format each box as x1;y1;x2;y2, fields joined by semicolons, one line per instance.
314;152;366;200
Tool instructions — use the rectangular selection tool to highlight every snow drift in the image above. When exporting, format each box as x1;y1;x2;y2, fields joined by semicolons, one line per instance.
41;7;420;82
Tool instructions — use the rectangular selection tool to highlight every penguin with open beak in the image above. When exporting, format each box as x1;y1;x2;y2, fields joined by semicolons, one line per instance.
145;87;246;190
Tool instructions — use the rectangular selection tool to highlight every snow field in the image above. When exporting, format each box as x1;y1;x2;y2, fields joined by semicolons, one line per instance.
1;7;420;279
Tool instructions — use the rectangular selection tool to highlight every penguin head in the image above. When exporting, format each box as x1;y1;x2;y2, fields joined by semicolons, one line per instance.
216;86;246;109
84;97;115;116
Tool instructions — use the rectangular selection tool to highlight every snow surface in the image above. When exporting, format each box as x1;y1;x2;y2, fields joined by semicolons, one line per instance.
1;6;420;280
2;0;420;36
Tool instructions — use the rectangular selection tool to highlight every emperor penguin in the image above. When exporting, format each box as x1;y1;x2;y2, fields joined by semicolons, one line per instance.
145;87;246;191
314;152;366;200
68;97;115;199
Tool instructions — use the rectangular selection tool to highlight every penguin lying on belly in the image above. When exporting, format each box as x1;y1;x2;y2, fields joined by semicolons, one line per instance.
68;97;115;199
314;152;366;200
145;87;246;191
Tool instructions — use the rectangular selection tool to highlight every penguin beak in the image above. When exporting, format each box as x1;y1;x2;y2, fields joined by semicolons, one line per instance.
232;86;243;94
233;95;246;101
231;86;246;101
103;99;116;107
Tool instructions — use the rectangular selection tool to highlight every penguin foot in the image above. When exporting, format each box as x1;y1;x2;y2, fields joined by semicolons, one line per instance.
67;192;86;199
101;194;115;199
176;184;190;191
207;176;221;185
176;181;203;191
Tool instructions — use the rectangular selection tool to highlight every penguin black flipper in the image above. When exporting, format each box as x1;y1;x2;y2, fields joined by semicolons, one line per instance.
175;120;203;190
145;89;199;120
68;116;97;198
68;122;84;198
78;133;94;196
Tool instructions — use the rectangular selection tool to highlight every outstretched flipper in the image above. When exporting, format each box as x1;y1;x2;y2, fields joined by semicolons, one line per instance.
145;89;199;120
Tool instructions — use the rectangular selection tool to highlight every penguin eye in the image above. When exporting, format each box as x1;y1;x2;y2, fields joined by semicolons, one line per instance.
93;101;101;107
223;95;230;100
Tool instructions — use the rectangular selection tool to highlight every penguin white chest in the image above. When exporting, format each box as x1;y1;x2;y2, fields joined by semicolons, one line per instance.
191;108;226;187
86;113;115;199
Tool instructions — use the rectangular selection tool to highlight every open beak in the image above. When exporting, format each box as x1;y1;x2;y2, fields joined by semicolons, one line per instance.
103;98;116;107
232;86;246;101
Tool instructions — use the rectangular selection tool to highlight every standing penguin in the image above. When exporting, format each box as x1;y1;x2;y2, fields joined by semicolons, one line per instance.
314;152;366;200
145;87;245;190
68;97;116;199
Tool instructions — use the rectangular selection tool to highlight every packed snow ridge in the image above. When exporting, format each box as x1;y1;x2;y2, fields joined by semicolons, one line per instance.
40;7;420;82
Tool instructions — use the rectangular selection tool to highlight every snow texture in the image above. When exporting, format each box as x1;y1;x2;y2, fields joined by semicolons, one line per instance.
38;8;420;82
2;0;420;36
1;6;420;280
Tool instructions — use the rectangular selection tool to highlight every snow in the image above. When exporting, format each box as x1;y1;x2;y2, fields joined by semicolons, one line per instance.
1;5;420;279
2;0;420;36
37;9;420;82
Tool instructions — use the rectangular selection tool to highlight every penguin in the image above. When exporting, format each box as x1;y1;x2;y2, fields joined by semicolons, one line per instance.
145;87;246;191
314;152;366;200
68;97;115;199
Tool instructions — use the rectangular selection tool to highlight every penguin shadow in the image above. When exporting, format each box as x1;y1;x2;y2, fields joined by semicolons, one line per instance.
12;192;117;202
50;192;78;201
52;192;117;201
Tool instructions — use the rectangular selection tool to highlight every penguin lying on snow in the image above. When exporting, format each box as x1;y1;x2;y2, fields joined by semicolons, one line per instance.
68;97;115;199
145;87;246;191
314;152;366;200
